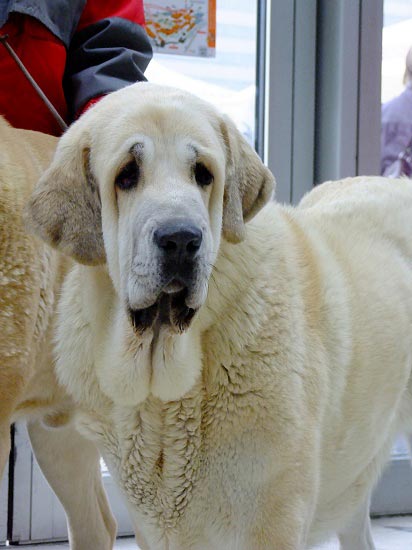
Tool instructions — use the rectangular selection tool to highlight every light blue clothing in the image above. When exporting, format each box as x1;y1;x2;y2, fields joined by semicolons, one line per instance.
381;84;412;174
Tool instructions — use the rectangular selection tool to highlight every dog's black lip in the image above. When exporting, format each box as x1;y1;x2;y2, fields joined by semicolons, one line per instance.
128;301;158;334
169;288;197;332
128;288;197;334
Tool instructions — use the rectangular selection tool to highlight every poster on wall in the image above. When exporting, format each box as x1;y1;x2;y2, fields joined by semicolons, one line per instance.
144;0;216;57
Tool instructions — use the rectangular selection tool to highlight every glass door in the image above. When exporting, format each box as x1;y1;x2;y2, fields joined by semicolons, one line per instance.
370;0;412;515
145;0;260;148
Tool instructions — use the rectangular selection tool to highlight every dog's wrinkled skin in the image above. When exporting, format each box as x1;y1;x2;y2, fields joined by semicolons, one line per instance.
0;118;116;550
26;83;412;550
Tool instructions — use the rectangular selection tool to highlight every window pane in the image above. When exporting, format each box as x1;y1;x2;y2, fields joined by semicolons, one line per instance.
145;0;258;146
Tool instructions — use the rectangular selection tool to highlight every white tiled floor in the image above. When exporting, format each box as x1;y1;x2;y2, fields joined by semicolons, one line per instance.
10;516;412;549
315;516;412;549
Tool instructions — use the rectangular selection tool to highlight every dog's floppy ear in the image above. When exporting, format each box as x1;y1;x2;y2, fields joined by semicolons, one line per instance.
220;114;275;243
24;128;106;265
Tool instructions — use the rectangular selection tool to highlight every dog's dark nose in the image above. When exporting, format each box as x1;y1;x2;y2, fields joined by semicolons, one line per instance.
154;224;202;259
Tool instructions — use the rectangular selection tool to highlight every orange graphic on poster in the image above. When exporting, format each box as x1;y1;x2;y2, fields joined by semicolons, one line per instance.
144;1;216;57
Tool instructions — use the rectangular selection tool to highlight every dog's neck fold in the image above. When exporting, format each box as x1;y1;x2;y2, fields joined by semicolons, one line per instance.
94;291;203;407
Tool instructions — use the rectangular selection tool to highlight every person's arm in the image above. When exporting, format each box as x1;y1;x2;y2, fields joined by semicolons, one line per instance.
64;0;152;120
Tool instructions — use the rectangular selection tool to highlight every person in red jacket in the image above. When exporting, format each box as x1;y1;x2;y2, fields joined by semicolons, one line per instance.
0;0;152;135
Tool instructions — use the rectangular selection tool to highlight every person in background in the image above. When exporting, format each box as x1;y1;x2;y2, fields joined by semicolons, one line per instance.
381;45;412;175
0;0;152;136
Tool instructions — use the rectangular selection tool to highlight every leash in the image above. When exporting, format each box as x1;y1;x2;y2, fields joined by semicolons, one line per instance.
0;33;68;131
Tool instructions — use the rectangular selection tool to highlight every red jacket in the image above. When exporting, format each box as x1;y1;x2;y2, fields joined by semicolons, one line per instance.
0;0;152;135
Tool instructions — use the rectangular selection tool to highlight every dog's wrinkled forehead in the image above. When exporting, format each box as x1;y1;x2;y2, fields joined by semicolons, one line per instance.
86;85;224;163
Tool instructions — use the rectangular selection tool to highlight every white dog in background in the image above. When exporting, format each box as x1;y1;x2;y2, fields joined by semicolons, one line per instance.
23;82;412;550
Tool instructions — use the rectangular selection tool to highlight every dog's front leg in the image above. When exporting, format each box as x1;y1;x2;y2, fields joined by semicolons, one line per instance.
28;420;116;550
243;505;311;549
241;469;316;550
338;495;376;550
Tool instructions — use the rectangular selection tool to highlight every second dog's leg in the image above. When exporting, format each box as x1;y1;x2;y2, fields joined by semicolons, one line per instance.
0;369;27;481
28;420;117;550
0;421;11;483
338;496;375;550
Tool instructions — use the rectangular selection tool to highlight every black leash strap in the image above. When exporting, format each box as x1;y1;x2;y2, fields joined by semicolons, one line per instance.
0;33;68;131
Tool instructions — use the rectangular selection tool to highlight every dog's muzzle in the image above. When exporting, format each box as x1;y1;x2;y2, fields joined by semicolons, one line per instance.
128;221;203;334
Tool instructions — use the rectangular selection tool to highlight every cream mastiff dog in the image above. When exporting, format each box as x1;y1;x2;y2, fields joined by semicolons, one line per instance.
26;82;412;550
0;118;116;549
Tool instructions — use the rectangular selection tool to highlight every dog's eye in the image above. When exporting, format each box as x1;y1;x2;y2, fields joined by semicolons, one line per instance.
194;162;213;187
115;161;139;191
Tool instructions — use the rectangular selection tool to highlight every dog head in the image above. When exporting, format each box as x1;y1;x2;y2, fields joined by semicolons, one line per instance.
26;83;274;334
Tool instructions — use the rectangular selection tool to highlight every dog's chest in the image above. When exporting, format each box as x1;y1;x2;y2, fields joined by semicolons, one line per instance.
93;391;204;530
